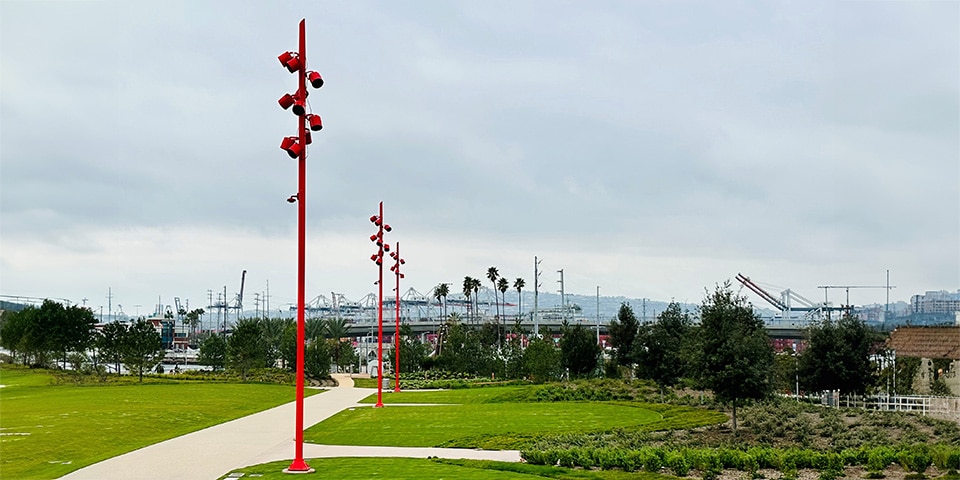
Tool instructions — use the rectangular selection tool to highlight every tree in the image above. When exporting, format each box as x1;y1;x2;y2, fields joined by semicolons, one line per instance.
633;301;693;389
99;321;128;374
487;266;500;323
513;278;525;322
0;307;31;364
470;277;482;322
323;318;350;373
691;282;774;430
434;283;449;320
497;277;509;348
304;339;331;379
198;333;227;371
392;324;428;373
260;317;290;368
523;336;561;383
462;276;475;323
122;319;164;382
798;314;879;396
227;318;267;380
560;323;601;377
608;303;639;367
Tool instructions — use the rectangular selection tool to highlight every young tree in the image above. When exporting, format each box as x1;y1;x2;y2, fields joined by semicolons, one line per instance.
798;314;879;396
304;339;331;379
99;321;129;374
198;333;227;371
692;282;774;430
633;301;693;389
392;324;427;373
608;302;639;367
523;336;561;383
560;323;601;377
122;319;164;382
227;318;267;380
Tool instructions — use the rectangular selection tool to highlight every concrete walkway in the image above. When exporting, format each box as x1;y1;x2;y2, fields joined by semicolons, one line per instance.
59;375;521;480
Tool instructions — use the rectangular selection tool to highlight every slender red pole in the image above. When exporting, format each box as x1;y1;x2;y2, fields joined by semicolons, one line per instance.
394;242;401;393
286;18;312;474
375;201;385;407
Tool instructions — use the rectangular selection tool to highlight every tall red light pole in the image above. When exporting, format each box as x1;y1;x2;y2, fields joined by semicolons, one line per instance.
277;18;323;475
389;243;405;392
368;202;391;407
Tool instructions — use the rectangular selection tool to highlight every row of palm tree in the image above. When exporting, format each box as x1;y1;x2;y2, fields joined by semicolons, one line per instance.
431;269;527;347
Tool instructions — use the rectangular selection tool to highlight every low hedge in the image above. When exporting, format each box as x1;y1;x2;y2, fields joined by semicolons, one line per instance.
521;444;960;477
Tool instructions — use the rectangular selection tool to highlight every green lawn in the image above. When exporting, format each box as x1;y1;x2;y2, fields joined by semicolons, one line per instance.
0;366;320;480
220;457;678;480
310;387;724;450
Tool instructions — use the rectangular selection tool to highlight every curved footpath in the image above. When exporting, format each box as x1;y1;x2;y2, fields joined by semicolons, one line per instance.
59;375;521;480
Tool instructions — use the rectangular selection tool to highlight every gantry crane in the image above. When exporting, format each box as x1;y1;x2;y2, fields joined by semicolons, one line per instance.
735;273;842;322
816;284;896;316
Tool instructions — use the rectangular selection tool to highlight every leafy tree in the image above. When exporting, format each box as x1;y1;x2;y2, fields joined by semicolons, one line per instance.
503;330;525;379
691;282;775;430
608;302;639;367
122;319;164;382
523;336;561;383
227;318;267;380
798;314;879;396
773;348;799;395
260;317;290;368
633;301;693;389
304;339;331;379
560;323;600;377
437;322;495;376
279;321;298;370
513;278;525;322
0;307;31;364
392;324;428;373
99;321;129;374
198;333;227;371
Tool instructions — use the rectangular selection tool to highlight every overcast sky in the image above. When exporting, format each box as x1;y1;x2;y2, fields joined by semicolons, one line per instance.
2;1;958;316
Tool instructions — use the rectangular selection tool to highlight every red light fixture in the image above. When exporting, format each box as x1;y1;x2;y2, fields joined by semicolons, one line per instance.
280;136;301;158
308;114;323;131
307;71;324;89
278;93;295;110
292;99;306;117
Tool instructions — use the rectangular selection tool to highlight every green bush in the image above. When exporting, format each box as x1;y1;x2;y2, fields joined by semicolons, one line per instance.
666;449;691;476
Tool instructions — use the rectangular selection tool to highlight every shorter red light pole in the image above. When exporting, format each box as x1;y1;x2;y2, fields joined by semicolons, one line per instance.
389;243;405;392
368;201;391;407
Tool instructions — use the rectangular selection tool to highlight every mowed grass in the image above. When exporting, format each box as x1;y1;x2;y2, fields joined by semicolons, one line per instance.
221;457;677;480
305;387;720;450
0;366;320;480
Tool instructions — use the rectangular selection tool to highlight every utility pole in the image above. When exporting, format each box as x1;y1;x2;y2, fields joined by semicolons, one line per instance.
596;286;600;344
533;256;542;336
557;269;565;323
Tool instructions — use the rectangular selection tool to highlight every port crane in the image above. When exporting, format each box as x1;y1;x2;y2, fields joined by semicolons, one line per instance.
816;284;896;315
735;273;842;322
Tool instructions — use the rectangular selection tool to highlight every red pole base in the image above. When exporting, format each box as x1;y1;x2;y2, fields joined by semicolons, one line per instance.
393;386;401;393
283;459;314;474
374;402;384;408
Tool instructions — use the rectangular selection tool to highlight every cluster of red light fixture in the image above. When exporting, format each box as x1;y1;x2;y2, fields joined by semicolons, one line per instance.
369;202;392;407
277;51;324;159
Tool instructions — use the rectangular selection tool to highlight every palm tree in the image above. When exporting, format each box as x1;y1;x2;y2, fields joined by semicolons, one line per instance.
486;267;500;322
462;276;475;323
434;283;449;320
513;277;525;322
470;277;482;324
497;277;509;348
